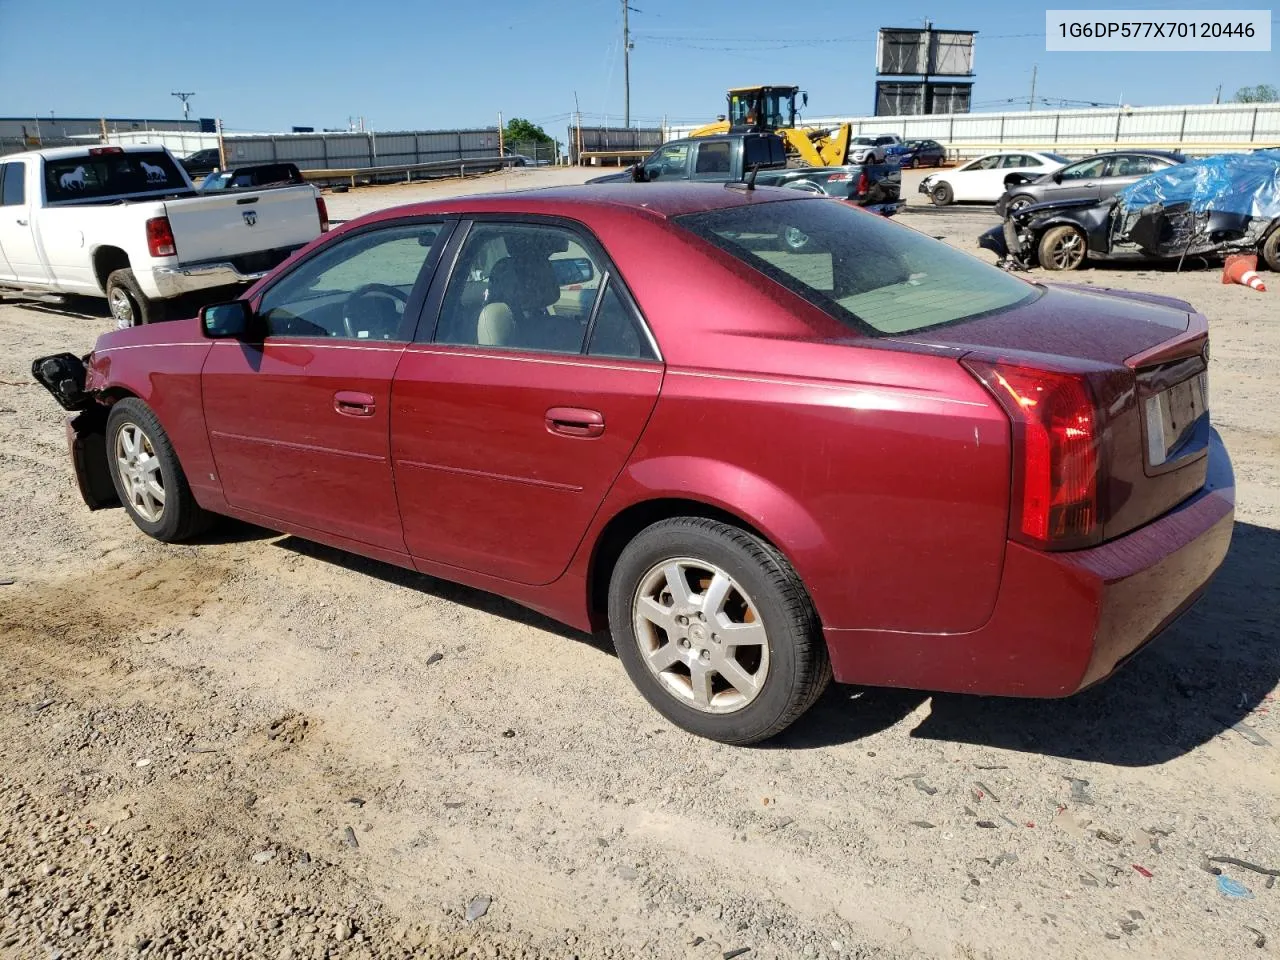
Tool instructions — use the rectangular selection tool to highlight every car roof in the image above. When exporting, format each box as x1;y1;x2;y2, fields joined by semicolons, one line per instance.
350;182;810;226
5;143;174;162
1069;149;1186;161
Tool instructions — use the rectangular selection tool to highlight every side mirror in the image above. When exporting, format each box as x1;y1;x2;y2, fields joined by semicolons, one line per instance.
631;164;649;183
201;300;253;340
1053;172;1064;183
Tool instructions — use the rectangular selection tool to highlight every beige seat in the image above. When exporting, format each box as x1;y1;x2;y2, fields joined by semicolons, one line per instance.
477;256;562;349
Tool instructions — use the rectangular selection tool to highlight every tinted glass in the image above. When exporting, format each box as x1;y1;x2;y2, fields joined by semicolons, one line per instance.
744;137;772;170
44;151;189;203
587;281;656;360
257;222;442;340
1060;158;1107;180
693;142;732;175
675;199;1036;336
1;162;24;205
434;223;599;354
1043;153;1072;163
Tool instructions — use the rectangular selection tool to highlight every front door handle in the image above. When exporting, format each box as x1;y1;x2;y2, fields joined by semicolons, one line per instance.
334;390;376;417
16;219;28;226
546;406;604;438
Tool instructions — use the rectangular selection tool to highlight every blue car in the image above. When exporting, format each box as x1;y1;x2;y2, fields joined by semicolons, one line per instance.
901;139;946;168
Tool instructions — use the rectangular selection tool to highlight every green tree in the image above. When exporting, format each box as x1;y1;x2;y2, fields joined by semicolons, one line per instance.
1233;84;1279;103
503;118;552;145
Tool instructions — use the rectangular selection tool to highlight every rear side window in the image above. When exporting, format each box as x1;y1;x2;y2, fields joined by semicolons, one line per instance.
43;151;188;203
744;137;772;170
675;199;1037;336
587;281;656;360
693;142;732;176
1;162;24;205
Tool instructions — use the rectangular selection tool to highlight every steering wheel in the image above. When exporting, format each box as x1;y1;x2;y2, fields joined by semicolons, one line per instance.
342;283;410;340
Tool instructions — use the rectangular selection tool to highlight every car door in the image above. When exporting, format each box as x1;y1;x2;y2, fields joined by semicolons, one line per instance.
392;218;663;586
201;218;452;552
952;155;1002;201
0;160;51;285
1039;156;1109;203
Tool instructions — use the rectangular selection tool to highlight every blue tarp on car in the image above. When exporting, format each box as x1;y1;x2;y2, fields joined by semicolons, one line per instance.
1118;149;1280;220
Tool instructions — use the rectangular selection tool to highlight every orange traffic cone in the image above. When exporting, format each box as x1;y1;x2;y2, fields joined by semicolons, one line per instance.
1223;253;1267;292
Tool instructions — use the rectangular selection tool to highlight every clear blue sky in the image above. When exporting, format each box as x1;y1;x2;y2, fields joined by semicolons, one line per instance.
0;0;1275;134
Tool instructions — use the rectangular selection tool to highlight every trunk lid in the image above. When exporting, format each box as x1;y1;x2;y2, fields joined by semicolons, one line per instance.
896;282;1211;544
163;185;321;265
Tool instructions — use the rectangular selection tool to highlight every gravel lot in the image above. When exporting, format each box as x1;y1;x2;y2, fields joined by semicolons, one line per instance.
1;166;1277;960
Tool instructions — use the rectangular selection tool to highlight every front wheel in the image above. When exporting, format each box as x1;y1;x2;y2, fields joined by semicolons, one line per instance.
106;398;213;542
1006;195;1033;216
106;268;166;329
1038;225;1088;271
930;182;954;206
608;518;831;745
1261;227;1280;271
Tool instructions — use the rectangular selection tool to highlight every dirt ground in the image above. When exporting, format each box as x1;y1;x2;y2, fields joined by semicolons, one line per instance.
1;167;1278;960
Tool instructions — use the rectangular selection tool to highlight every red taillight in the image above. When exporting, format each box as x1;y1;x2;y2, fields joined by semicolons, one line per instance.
965;360;1101;547
88;146;124;156
856;170;869;195
316;196;329;232
145;216;176;258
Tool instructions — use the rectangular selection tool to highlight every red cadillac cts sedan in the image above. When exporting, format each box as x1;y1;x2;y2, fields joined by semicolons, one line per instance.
33;184;1234;744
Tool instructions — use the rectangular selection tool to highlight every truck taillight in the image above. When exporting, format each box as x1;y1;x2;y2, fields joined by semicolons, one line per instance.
964;360;1101;548
316;196;330;232
146;216;176;257
856;170;869;195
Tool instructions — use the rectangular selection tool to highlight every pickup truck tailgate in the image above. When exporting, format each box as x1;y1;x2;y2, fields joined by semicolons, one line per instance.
164;186;320;265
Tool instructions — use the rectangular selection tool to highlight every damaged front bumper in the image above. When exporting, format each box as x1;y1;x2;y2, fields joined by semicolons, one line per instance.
32;352;119;510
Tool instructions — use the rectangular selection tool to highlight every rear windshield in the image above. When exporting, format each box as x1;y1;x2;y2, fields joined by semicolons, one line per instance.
43;151;190;203
674;198;1037;336
1043;153;1072;164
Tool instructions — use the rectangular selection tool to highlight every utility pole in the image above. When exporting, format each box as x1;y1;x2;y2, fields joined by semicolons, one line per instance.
622;0;631;127
1214;84;1222;104
921;18;933;113
498;111;505;157
171;92;195;121
1028;64;1037;111
574;91;583;165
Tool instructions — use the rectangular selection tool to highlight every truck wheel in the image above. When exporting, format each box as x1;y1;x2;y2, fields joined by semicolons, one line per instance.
106;269;166;328
608;517;831;745
105;398;213;542
1038;225;1088;271
930;182;954;206
1261;227;1280;271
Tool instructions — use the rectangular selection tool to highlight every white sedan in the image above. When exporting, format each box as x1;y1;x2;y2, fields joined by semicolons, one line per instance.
920;151;1070;205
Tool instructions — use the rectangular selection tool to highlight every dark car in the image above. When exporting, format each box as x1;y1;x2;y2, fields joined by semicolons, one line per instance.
33;184;1231;745
901;139;946;168
198;162;306;192
995;151;1186;217
179;148;222;178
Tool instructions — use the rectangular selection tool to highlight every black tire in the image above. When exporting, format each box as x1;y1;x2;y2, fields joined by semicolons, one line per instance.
906;157;918;169
930;182;953;206
607;517;831;745
105;398;213;542
106;268;166;328
1006;195;1034;216
1037;224;1088;271
1261;227;1280;271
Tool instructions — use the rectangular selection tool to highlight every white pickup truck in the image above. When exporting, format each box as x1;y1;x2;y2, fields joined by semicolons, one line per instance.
0;144;327;326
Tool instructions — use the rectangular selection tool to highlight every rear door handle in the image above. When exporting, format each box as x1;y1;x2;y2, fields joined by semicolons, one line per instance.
546;406;604;438
334;390;376;417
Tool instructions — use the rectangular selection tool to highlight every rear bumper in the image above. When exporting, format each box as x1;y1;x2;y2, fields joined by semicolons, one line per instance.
150;261;270;299
825;429;1234;697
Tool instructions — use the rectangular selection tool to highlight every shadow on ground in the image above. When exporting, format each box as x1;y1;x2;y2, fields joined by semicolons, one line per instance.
777;521;1279;765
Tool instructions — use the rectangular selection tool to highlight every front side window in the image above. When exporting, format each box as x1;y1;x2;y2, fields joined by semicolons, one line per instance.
257;222;444;340
1059;158;1107;180
1;162;25;206
643;143;688;180
965;156;1001;171
675;198;1037;337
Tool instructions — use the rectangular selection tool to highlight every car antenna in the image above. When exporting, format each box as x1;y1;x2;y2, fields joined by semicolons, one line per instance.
728;163;762;193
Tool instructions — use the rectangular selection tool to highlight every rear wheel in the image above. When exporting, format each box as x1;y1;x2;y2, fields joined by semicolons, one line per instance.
930;182;954;206
608;517;831;745
1261;227;1280;271
1038;225;1088;271
106;398;213;542
106;269;166;329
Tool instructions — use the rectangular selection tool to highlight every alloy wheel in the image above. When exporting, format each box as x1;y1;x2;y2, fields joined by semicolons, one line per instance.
115;423;165;522
632;558;770;714
1047;230;1086;269
109;288;136;329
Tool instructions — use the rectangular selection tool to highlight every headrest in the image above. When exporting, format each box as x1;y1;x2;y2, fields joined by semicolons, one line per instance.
487;255;560;312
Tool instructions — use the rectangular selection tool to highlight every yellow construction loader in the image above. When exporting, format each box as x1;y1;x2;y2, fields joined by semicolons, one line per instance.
687;85;852;167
